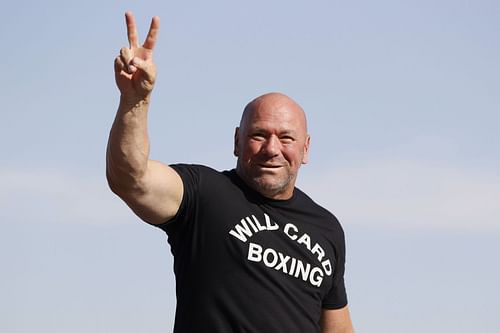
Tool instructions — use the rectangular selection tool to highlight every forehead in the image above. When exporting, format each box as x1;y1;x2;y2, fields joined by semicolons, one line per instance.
241;96;307;133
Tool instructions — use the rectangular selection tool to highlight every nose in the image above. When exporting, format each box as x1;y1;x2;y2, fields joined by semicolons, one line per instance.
260;135;281;157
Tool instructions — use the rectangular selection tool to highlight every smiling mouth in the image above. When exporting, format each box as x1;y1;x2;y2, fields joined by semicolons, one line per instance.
258;164;283;169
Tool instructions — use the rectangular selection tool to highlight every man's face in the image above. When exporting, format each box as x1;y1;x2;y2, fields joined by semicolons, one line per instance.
234;94;310;200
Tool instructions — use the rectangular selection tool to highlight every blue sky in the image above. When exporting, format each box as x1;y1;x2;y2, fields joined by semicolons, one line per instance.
1;1;499;332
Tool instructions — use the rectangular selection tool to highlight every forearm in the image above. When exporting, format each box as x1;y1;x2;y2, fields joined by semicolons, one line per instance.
106;95;152;193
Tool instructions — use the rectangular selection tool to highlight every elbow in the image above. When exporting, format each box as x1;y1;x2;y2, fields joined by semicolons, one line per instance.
105;148;122;195
106;160;131;197
106;164;146;200
106;168;120;195
106;166;126;198
106;150;147;197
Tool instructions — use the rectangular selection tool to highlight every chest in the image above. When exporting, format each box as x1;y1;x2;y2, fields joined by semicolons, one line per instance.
188;191;337;298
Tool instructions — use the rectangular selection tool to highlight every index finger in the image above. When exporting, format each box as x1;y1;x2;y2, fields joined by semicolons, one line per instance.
143;16;160;50
125;11;139;48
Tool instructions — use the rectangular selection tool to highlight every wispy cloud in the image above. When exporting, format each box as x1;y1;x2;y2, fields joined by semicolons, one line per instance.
3;160;498;231
0;168;135;226
302;159;500;231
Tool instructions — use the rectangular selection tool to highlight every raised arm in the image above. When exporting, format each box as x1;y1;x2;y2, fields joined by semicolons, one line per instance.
106;12;183;225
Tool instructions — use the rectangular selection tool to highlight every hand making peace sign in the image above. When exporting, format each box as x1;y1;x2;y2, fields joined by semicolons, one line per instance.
114;12;160;101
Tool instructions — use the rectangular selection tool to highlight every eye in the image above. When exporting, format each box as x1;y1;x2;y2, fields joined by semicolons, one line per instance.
250;133;266;141
280;135;295;143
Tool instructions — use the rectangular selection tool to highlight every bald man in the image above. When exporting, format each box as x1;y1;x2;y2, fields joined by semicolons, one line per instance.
107;12;354;333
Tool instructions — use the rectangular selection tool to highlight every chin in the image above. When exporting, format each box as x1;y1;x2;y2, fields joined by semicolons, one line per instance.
251;176;290;197
238;165;295;197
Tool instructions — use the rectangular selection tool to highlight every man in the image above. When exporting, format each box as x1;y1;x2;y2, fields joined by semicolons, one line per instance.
107;11;355;333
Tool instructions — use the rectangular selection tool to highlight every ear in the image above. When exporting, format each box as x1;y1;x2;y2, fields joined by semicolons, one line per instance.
301;135;311;164
233;127;240;157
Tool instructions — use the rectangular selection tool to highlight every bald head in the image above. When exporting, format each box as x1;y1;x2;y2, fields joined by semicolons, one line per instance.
239;92;308;133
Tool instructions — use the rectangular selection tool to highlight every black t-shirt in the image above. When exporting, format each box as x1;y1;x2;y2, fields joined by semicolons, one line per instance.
157;164;347;333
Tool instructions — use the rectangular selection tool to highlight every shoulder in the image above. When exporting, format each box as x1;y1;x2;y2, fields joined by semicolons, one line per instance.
169;163;220;177
169;164;242;195
169;164;227;184
293;187;345;235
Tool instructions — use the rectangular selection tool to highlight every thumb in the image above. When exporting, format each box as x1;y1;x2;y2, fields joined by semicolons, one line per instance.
132;57;156;83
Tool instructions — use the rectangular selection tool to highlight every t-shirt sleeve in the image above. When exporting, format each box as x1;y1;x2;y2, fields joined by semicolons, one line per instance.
152;164;205;278
154;164;200;237
321;225;348;309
